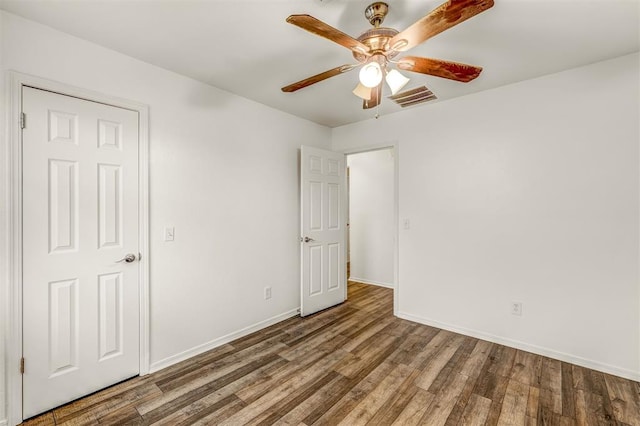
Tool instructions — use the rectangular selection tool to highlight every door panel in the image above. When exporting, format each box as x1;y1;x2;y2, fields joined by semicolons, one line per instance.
98;163;123;248
98;272;124;361
48;159;79;253
22;87;140;418
300;146;346;316
48;278;79;377
328;243;340;290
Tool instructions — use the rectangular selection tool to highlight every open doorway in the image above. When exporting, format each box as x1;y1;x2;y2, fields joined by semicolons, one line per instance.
347;148;396;289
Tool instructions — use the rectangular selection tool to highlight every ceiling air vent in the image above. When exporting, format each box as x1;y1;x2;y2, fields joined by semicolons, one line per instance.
388;86;437;108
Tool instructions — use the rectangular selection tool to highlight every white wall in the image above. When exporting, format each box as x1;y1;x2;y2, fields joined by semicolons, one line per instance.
347;149;395;287
0;11;331;424
333;53;640;381
0;11;6;426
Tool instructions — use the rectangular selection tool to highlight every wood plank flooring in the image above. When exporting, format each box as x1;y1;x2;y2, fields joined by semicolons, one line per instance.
23;282;640;425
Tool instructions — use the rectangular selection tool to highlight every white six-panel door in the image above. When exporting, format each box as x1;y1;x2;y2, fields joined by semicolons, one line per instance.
300;146;347;316
22;87;140;418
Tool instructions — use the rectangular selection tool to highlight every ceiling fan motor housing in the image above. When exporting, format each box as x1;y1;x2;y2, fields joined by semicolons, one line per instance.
353;27;400;62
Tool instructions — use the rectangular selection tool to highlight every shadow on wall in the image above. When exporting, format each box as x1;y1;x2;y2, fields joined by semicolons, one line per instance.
186;85;232;109
185;50;299;110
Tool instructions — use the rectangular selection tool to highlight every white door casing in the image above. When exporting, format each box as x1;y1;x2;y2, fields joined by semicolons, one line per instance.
300;146;347;316
22;87;140;418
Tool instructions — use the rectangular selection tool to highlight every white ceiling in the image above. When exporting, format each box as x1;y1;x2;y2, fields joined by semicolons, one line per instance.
1;0;638;128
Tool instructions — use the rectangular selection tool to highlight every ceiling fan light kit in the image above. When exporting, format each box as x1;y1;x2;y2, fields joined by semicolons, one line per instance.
385;69;410;95
352;82;373;100
359;61;383;88
282;0;494;113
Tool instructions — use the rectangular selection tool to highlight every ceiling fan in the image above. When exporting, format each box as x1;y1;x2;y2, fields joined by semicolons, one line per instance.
281;0;494;110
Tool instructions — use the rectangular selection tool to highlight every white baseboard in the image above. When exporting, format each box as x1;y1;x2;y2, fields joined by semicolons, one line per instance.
0;418;7;426
348;277;394;289
149;308;300;374
397;311;640;382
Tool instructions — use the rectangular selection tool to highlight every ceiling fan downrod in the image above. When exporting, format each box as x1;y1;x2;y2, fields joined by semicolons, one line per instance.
365;2;389;28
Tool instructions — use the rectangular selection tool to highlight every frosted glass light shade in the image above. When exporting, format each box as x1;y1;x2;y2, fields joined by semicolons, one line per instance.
352;83;371;100
359;62;383;88
385;69;410;95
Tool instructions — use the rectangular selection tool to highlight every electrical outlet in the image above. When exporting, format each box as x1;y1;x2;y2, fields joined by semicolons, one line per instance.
264;287;272;300
511;302;523;316
403;218;410;229
164;227;175;241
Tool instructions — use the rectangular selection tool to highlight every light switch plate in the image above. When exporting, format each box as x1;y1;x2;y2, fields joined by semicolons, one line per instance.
164;227;175;241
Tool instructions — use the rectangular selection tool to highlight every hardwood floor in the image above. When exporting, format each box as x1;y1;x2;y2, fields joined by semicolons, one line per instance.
23;282;640;425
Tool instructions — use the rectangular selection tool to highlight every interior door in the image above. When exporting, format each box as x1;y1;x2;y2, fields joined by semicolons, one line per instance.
22;87;140;418
300;146;347;316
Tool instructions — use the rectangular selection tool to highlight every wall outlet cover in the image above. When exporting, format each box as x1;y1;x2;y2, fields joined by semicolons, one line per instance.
511;302;523;316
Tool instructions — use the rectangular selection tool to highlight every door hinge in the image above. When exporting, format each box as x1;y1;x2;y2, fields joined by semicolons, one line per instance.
20;112;26;129
20;357;25;374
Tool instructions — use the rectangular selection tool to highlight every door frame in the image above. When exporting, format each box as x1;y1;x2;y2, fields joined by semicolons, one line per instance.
340;142;399;316
3;71;151;425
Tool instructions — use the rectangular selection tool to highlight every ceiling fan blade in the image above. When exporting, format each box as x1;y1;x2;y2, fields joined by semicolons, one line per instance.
286;15;370;55
363;84;382;109
397;56;482;82
388;0;494;52
282;64;358;93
